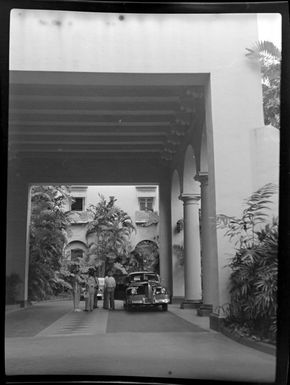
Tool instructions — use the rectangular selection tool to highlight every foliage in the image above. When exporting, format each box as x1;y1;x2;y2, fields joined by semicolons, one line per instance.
173;244;184;266
176;219;184;233
217;183;278;248
217;183;278;342
246;40;281;129
28;185;72;301
85;195;136;275
127;240;160;273
56;258;89;291
6;273;22;304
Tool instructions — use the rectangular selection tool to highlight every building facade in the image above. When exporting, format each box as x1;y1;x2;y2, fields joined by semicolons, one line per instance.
6;10;279;329
63;185;160;276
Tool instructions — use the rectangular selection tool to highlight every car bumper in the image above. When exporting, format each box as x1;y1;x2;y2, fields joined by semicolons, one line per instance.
127;297;170;305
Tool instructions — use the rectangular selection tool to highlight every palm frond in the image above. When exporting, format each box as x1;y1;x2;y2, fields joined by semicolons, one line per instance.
245;40;281;61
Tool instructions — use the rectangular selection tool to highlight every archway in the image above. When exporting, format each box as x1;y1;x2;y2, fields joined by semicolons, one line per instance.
171;169;184;300
131;240;159;274
64;240;88;261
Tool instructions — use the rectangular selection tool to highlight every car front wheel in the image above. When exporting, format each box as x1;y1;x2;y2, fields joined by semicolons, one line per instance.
162;304;168;311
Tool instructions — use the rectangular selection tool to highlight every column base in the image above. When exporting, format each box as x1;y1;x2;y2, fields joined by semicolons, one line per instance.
209;312;225;331
18;299;31;308
172;296;184;305
197;304;213;316
180;299;202;309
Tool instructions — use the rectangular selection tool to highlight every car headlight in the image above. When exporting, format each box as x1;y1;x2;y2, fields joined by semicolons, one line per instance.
161;288;167;294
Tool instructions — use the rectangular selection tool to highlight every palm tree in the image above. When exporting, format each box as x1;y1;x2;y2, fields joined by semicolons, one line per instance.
246;40;281;129
85;195;135;276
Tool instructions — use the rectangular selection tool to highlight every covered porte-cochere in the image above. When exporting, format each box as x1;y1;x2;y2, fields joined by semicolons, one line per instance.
6;11;271;329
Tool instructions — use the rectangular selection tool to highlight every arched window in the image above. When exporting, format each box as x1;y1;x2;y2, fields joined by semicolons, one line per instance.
71;248;83;261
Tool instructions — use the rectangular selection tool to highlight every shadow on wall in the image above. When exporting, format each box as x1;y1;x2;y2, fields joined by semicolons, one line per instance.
6;273;22;304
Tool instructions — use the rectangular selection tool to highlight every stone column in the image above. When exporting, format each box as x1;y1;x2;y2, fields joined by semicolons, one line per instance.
195;172;214;315
159;178;173;299
179;193;202;308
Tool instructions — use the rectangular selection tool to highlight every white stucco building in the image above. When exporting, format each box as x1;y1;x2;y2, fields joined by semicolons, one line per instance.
6;9;279;329
63;185;160;274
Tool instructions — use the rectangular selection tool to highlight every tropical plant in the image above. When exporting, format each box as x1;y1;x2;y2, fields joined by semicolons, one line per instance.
217;183;278;342
28;185;72;301
85;195;136;276
128;240;159;273
246;40;281;129
56;258;88;291
217;183;278;248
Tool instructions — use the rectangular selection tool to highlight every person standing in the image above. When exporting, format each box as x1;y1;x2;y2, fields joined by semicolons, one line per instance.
104;271;116;310
85;268;97;312
93;276;99;309
103;274;109;309
72;276;82;312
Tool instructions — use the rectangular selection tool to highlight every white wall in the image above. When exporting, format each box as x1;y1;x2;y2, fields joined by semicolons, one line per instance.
69;185;159;249
10;11;261;74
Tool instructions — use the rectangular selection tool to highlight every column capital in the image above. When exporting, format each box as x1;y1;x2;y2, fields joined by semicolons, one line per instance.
194;172;208;186
178;193;200;203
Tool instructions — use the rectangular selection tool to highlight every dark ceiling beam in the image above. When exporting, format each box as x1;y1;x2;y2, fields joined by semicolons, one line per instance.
9;131;168;137
10;95;182;103
10;109;184;115
9;71;208;87
10;147;163;153
11;140;165;146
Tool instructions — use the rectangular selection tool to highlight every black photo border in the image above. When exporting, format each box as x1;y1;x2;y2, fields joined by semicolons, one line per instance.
1;1;289;385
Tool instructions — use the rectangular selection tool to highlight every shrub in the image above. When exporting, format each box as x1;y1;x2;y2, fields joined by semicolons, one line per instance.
217;183;278;342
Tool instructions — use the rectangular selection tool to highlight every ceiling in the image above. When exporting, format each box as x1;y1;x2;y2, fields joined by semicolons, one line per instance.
8;71;205;165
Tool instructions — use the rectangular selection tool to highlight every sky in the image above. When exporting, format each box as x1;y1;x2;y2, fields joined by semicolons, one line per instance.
257;13;282;49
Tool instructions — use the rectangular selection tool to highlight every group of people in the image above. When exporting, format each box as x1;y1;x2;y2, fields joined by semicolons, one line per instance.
84;270;116;312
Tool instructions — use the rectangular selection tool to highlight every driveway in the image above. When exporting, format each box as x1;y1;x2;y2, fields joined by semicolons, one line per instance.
5;300;276;382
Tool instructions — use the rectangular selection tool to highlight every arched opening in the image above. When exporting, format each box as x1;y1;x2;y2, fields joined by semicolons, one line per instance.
200;125;209;173
171;169;184;300
130;240;159;274
183;145;200;194
64;241;88;261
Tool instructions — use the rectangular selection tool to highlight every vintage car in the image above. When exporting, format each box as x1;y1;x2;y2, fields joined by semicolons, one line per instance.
122;271;170;311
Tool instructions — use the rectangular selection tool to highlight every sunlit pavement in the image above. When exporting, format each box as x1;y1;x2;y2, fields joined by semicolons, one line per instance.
5;300;276;382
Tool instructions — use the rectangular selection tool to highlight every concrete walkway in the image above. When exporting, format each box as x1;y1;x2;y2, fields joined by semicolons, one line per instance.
5;300;276;382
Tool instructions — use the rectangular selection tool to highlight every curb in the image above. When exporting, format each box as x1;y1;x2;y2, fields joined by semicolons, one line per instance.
5;304;24;314
220;326;276;356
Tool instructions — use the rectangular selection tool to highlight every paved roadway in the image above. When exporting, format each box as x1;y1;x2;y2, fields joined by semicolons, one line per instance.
5;300;276;382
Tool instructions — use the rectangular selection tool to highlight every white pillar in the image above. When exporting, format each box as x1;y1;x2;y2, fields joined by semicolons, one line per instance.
195;172;218;314
179;193;202;304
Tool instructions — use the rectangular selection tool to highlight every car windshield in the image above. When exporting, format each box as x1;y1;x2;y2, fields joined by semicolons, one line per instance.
129;273;159;283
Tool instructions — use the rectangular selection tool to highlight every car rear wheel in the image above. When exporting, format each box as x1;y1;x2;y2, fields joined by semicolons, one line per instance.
162;304;168;311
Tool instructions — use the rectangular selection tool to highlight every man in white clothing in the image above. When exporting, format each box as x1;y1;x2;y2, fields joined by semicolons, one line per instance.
104;271;116;310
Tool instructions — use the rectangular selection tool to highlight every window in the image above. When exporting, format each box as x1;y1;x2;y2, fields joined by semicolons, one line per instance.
71;197;84;211
71;249;83;261
139;197;153;211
